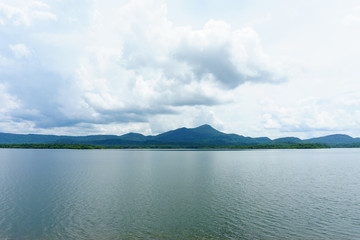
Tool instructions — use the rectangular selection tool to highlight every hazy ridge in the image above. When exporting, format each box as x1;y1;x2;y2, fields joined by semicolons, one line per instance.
1;124;360;148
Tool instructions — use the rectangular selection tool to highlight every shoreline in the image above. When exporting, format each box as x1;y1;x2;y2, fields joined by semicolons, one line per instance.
0;143;335;150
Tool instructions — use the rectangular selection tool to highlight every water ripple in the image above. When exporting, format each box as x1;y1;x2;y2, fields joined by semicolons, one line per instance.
1;149;360;239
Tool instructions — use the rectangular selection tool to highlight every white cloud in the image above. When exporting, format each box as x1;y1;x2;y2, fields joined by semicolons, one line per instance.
263;113;281;129
0;83;22;129
259;96;360;138
0;55;14;68
30;10;56;21
0;2;28;26
343;15;360;25
148;106;224;134
10;0;279;131
1;0;360;138
9;43;31;59
30;1;50;9
0;1;56;26
173;23;283;88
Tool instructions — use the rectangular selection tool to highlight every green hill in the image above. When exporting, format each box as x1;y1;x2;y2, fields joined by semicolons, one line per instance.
0;125;359;148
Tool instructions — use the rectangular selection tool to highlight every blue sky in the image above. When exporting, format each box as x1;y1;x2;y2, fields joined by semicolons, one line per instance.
1;0;360;138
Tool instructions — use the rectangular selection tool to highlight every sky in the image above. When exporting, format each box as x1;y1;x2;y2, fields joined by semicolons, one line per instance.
1;0;360;139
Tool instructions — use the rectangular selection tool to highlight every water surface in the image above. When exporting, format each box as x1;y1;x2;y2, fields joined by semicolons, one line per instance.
0;149;359;239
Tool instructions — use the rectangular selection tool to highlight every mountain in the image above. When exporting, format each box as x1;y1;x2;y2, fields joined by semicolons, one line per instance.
119;133;147;142
0;125;359;147
154;124;243;144
143;124;270;146
75;125;264;146
0;132;120;145
304;134;360;145
0;132;63;144
273;137;302;144
54;135;120;144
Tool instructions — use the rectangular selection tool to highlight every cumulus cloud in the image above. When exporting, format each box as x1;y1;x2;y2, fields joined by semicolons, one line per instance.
0;2;28;26
0;1;56;26
9;43;31;58
174;23;282;88
148;106;224;134
0;0;285;134
260;95;360;138
0;83;24;133
261;98;337;132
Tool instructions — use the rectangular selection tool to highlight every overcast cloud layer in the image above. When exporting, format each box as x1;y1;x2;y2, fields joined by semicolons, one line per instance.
1;0;360;138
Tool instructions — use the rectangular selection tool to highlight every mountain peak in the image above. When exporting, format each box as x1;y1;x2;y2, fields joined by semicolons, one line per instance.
304;134;358;145
194;124;216;130
192;124;220;133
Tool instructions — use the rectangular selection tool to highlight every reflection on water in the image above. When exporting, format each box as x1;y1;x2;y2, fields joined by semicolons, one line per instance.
0;149;360;239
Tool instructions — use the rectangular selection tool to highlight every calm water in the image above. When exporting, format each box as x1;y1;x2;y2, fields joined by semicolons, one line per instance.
0;149;359;239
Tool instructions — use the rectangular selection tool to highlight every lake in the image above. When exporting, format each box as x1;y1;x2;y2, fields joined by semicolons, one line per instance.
0;149;359;239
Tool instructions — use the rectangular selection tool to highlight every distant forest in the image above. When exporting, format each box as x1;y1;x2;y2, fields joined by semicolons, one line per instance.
0;143;334;150
1;124;360;149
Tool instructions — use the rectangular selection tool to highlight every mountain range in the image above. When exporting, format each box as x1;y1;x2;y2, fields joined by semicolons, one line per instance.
1;124;360;148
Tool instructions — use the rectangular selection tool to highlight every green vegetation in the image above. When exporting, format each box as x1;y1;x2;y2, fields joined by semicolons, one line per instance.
0;143;329;150
0;125;359;149
0;144;104;149
330;143;360;148
226;143;329;149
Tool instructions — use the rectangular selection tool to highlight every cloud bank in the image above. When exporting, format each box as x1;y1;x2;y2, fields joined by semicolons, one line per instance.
0;0;283;134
